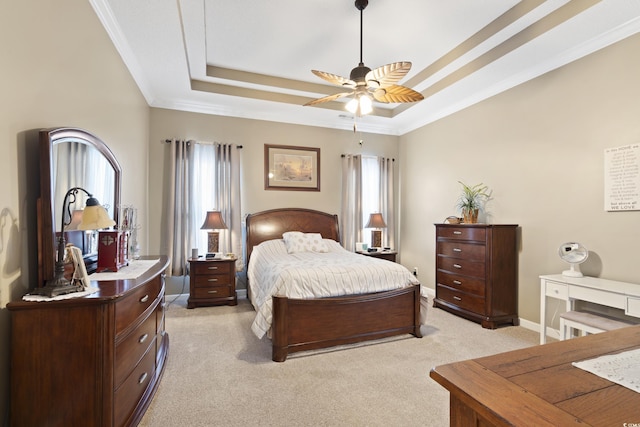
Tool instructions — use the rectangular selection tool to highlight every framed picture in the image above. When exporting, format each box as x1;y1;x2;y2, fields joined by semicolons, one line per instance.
264;144;320;191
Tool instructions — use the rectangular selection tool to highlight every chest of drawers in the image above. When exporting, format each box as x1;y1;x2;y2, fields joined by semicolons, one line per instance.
8;256;170;426
188;258;237;308
434;224;518;329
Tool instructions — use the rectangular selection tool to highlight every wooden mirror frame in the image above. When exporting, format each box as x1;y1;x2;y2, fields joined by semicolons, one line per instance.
37;128;121;287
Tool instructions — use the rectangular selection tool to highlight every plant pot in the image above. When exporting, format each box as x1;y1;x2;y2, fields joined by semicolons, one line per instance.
463;209;479;224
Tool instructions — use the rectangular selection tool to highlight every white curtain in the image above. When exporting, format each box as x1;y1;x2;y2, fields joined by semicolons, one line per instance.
340;154;362;251
379;157;395;248
341;155;395;250
165;140;243;275
191;142;243;270
165;139;194;275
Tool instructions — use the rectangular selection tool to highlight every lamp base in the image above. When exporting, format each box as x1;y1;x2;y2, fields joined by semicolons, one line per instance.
207;231;220;254
30;278;83;298
371;230;382;248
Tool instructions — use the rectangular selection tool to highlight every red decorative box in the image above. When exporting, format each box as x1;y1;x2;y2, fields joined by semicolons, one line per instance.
97;231;129;272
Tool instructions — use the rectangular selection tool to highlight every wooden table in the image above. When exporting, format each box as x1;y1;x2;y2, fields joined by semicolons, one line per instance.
430;325;640;426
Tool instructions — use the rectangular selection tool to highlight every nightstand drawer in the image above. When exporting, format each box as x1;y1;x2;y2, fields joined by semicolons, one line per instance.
436;226;486;241
437;284;485;314
437;241;485;261
437;272;485;297
192;261;232;275
192;274;233;287
437;256;485;278
192;285;234;299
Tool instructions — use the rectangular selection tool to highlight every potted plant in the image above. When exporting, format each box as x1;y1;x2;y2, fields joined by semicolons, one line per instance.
456;181;490;224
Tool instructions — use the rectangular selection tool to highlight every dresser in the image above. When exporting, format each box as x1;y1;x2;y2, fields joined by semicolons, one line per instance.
434;224;518;329
188;258;237;308
8;256;170;427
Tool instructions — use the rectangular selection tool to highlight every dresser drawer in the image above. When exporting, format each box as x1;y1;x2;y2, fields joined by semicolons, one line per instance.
115;277;161;335
437;241;485;261
114;344;156;427
627;297;640;317
545;280;568;299
437;271;485;297
437;226;486;241
192;284;234;299
437;256;485;278
115;306;157;389
192;261;232;276
437;284;485;314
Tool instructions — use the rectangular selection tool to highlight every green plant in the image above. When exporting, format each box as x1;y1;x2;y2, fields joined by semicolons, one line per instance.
456;181;490;214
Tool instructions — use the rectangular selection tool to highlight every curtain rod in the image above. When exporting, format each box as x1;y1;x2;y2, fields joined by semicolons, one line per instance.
162;139;243;149
341;154;395;161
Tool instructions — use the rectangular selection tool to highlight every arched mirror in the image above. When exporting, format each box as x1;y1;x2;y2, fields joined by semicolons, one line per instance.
37;128;121;287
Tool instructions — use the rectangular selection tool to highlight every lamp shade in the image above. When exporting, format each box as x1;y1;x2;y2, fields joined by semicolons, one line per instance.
78;197;116;230
365;213;386;229
200;211;228;230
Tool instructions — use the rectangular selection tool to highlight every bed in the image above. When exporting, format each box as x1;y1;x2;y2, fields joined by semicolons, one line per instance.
246;208;425;362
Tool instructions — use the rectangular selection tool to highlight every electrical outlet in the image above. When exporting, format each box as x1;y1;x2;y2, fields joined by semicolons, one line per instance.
413;267;418;277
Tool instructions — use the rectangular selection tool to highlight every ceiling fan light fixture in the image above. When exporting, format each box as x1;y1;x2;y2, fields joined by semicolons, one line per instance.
304;0;422;110
346;93;373;116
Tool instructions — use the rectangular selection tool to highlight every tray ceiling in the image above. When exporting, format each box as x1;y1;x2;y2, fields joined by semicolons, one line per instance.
91;0;640;135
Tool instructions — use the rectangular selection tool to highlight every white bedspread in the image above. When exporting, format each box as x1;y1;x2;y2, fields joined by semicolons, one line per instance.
248;239;423;338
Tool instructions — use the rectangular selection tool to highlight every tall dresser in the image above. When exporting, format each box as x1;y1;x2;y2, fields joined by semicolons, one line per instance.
434;224;518;329
8;256;170;427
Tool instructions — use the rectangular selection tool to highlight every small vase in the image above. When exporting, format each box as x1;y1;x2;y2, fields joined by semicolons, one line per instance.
463;209;479;224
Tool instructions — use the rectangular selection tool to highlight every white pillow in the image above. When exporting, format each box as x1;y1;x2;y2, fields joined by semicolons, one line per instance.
282;231;329;254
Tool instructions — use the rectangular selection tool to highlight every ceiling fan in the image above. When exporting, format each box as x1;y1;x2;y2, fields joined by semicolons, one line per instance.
304;0;424;116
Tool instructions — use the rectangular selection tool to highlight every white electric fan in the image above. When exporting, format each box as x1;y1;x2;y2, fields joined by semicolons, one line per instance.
558;242;589;277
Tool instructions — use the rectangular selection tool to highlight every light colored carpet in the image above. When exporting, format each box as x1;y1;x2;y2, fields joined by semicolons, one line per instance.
140;295;539;427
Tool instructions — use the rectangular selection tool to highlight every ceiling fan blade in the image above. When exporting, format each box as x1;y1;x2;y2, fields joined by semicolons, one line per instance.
311;70;356;88
366;62;412;88
372;85;424;103
304;91;354;107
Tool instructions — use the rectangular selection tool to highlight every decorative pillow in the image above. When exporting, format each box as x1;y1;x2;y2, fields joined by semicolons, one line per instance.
282;231;329;254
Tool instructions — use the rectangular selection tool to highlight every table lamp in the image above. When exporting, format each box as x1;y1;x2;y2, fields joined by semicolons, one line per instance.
31;187;115;297
200;211;228;257
365;213;386;248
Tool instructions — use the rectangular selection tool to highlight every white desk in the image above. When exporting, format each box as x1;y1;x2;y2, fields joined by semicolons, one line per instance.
539;274;640;344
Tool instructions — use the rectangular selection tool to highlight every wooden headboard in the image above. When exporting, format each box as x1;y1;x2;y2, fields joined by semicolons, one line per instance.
245;208;340;263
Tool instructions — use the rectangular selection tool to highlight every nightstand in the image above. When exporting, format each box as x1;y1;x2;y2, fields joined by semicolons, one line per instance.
356;250;397;263
188;258;237;308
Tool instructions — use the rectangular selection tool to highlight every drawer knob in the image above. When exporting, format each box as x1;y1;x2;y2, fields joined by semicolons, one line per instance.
208;266;219;270
140;295;149;303
453;280;462;285
138;333;149;344
138;372;148;385
207;290;218;294
453;231;462;235
453;264;462;269
207;278;218;282
453;248;462;252
453;296;462;301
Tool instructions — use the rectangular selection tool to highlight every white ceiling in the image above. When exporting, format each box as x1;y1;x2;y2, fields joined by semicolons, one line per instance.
90;0;640;136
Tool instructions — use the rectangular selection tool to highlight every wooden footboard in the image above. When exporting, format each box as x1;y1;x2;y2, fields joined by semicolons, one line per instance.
271;284;422;362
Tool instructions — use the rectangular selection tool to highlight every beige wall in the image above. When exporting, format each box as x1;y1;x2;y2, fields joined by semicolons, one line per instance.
399;33;640;326
148;108;400;292
2;0;640;422
0;0;150;422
